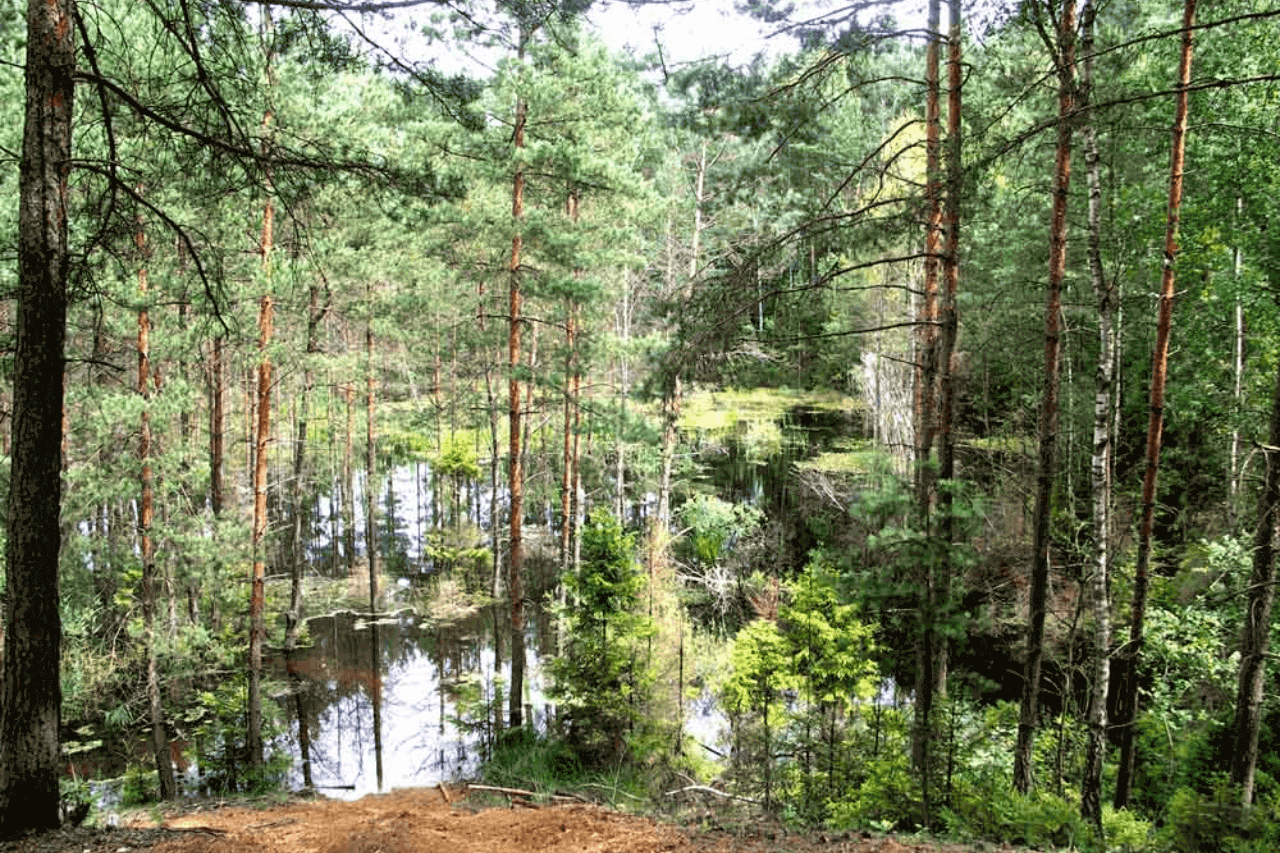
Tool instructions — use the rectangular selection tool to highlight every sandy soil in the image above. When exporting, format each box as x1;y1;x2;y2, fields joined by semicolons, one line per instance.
0;787;1022;853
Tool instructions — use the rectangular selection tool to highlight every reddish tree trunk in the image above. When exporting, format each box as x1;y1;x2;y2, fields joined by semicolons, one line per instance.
1014;0;1077;795
137;213;178;800
508;93;528;731
1114;0;1196;808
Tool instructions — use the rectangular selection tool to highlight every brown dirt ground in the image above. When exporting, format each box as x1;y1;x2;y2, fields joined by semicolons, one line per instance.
0;788;1031;853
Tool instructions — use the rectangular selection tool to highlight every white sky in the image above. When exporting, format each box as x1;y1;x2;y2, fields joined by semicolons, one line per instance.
586;0;932;68
337;0;932;79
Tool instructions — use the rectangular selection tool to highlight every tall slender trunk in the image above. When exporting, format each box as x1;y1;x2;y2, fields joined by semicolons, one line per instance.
1114;0;1195;807
1229;308;1280;806
343;384;356;572
1079;0;1113;828
248;288;273;770
209;336;224;517
560;190;580;571
247;3;276;771
285;283;324;650
1229;198;1245;534
366;312;383;790
561;301;576;570
508;90;529;732
137;209;178;800
913;0;945;816
366;310;378;612
936;0;963;708
1014;0;1077;795
614;284;631;521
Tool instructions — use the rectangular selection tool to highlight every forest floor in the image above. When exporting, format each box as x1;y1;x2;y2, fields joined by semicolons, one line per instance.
0;786;1038;853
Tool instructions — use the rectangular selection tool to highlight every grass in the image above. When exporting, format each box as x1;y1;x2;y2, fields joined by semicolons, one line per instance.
478;731;652;810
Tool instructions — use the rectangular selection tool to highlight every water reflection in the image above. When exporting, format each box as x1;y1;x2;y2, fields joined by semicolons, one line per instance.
272;607;548;799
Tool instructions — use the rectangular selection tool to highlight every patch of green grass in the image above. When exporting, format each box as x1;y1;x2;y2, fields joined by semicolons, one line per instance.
961;435;1032;455
680;387;858;432
794;439;887;475
480;730;651;809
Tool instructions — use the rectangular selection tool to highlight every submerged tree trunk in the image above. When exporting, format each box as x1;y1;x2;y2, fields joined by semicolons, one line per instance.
0;0;73;833
1114;0;1195;807
1014;0;1077;796
1079;0;1113;829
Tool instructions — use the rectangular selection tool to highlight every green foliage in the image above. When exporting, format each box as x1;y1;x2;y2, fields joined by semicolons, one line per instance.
826;740;917;831
717;561;881;816
782;562;878;708
550;510;656;765
1159;781;1246;853
432;436;482;480
120;762;161;807
481;729;652;809
1103;805;1156;853
943;785;1086;851
190;679;288;795
678;494;763;568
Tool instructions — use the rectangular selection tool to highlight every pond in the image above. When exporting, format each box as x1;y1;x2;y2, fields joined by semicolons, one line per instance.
270;605;552;798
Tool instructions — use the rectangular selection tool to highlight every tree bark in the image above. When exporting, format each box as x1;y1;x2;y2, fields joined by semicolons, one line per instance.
913;0;945;819
285;283;325;651
1079;0;1113;829
137;212;178;800
366;314;383;791
0;0;73;833
508;90;529;732
209;336;225;518
1114;0;1195;808
1014;0;1077;796
247;167;275;773
1229;331;1280;807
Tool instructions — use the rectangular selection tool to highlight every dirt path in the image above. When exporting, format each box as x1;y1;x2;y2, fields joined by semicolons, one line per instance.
0;788;1012;853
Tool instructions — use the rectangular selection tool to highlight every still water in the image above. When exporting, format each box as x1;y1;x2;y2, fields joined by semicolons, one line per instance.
270;606;550;798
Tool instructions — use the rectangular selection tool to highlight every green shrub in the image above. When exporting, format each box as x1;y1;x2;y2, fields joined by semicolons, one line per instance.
943;783;1085;849
1158;782;1244;853
120;762;159;806
1103;805;1155;852
826;753;919;831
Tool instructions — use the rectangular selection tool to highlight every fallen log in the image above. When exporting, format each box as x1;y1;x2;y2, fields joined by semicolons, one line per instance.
663;785;759;805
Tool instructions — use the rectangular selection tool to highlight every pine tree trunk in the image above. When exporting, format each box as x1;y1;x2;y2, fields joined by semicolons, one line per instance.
366;314;378;614
1014;0;1077;795
137;213;178;801
248;5;277;770
247;184;274;774
0;0;73;832
508;92;529;732
209;336;225;518
1079;0;1113;829
1114;0;1195;807
366;317;383;790
913;0;945;816
248;292;273;769
285;284;324;651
